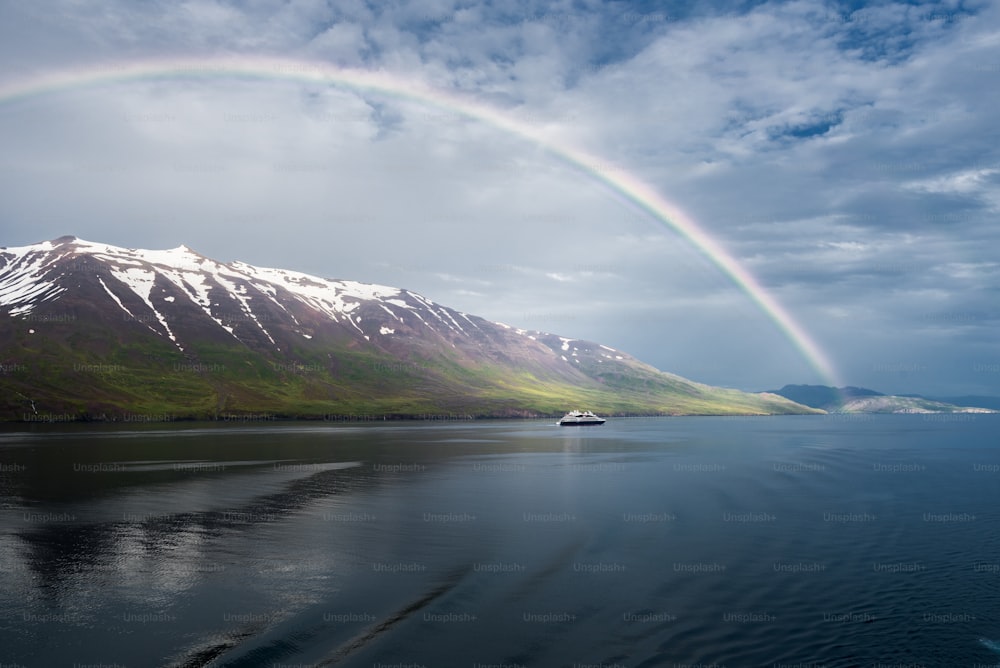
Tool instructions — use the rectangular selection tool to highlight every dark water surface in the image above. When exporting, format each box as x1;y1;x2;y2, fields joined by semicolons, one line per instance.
2;416;1000;667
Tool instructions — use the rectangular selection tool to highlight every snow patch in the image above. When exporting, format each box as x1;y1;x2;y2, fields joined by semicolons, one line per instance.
226;260;400;322
458;313;481;330
379;304;402;321
0;246;67;315
439;307;466;334
213;272;275;345
107;266;184;351
384;298;411;309
97;277;135;319
161;269;235;337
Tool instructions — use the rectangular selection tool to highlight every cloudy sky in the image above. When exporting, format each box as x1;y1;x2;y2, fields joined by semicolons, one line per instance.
1;0;997;397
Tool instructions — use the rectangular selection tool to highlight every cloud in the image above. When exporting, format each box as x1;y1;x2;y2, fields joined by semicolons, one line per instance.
1;0;998;395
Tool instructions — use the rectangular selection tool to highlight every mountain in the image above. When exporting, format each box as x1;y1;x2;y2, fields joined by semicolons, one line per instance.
768;384;995;414
766;384;883;411
0;236;820;421
901;394;1000;412
837;396;995;414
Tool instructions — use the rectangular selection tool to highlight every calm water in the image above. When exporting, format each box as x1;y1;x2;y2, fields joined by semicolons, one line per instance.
1;416;999;667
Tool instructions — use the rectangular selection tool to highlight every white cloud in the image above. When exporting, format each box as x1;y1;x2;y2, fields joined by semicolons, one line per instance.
1;0;998;394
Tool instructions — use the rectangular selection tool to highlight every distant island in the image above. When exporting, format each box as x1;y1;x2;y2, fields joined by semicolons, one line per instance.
767;384;997;414
0;236;822;421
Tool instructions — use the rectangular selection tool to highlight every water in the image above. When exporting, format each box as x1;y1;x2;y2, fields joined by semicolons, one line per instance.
1;416;999;667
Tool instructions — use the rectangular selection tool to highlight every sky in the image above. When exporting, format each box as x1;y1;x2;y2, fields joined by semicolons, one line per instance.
0;0;997;397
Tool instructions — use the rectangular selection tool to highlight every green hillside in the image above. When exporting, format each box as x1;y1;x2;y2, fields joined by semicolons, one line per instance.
0;332;820;421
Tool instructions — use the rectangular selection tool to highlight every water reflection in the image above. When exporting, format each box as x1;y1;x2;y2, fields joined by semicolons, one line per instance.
2;418;999;666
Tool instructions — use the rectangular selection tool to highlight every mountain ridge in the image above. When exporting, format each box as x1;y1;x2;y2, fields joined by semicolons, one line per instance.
767;384;996;414
0;236;822;420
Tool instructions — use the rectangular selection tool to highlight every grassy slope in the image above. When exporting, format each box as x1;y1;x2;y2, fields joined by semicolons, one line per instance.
0;326;821;421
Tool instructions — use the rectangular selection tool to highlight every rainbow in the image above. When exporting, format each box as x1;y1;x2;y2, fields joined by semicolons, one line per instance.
0;56;841;386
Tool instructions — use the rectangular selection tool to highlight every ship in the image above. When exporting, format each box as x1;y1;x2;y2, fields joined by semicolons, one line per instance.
557;410;606;426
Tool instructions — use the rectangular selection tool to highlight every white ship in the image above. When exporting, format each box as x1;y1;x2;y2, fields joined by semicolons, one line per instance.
557;410;606;426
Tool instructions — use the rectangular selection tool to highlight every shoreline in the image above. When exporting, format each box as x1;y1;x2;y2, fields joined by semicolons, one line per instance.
0;410;830;424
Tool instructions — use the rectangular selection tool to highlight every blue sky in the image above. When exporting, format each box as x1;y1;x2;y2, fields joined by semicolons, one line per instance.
1;0;998;396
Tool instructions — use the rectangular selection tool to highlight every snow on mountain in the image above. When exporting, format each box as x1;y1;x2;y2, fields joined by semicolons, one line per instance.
0;239;68;316
0;236;489;352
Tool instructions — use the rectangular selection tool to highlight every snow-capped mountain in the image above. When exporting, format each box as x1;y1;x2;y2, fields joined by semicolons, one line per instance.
0;236;819;419
1;235;494;351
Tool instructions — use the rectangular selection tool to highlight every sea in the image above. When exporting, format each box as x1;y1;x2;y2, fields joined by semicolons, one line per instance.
1;415;999;668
